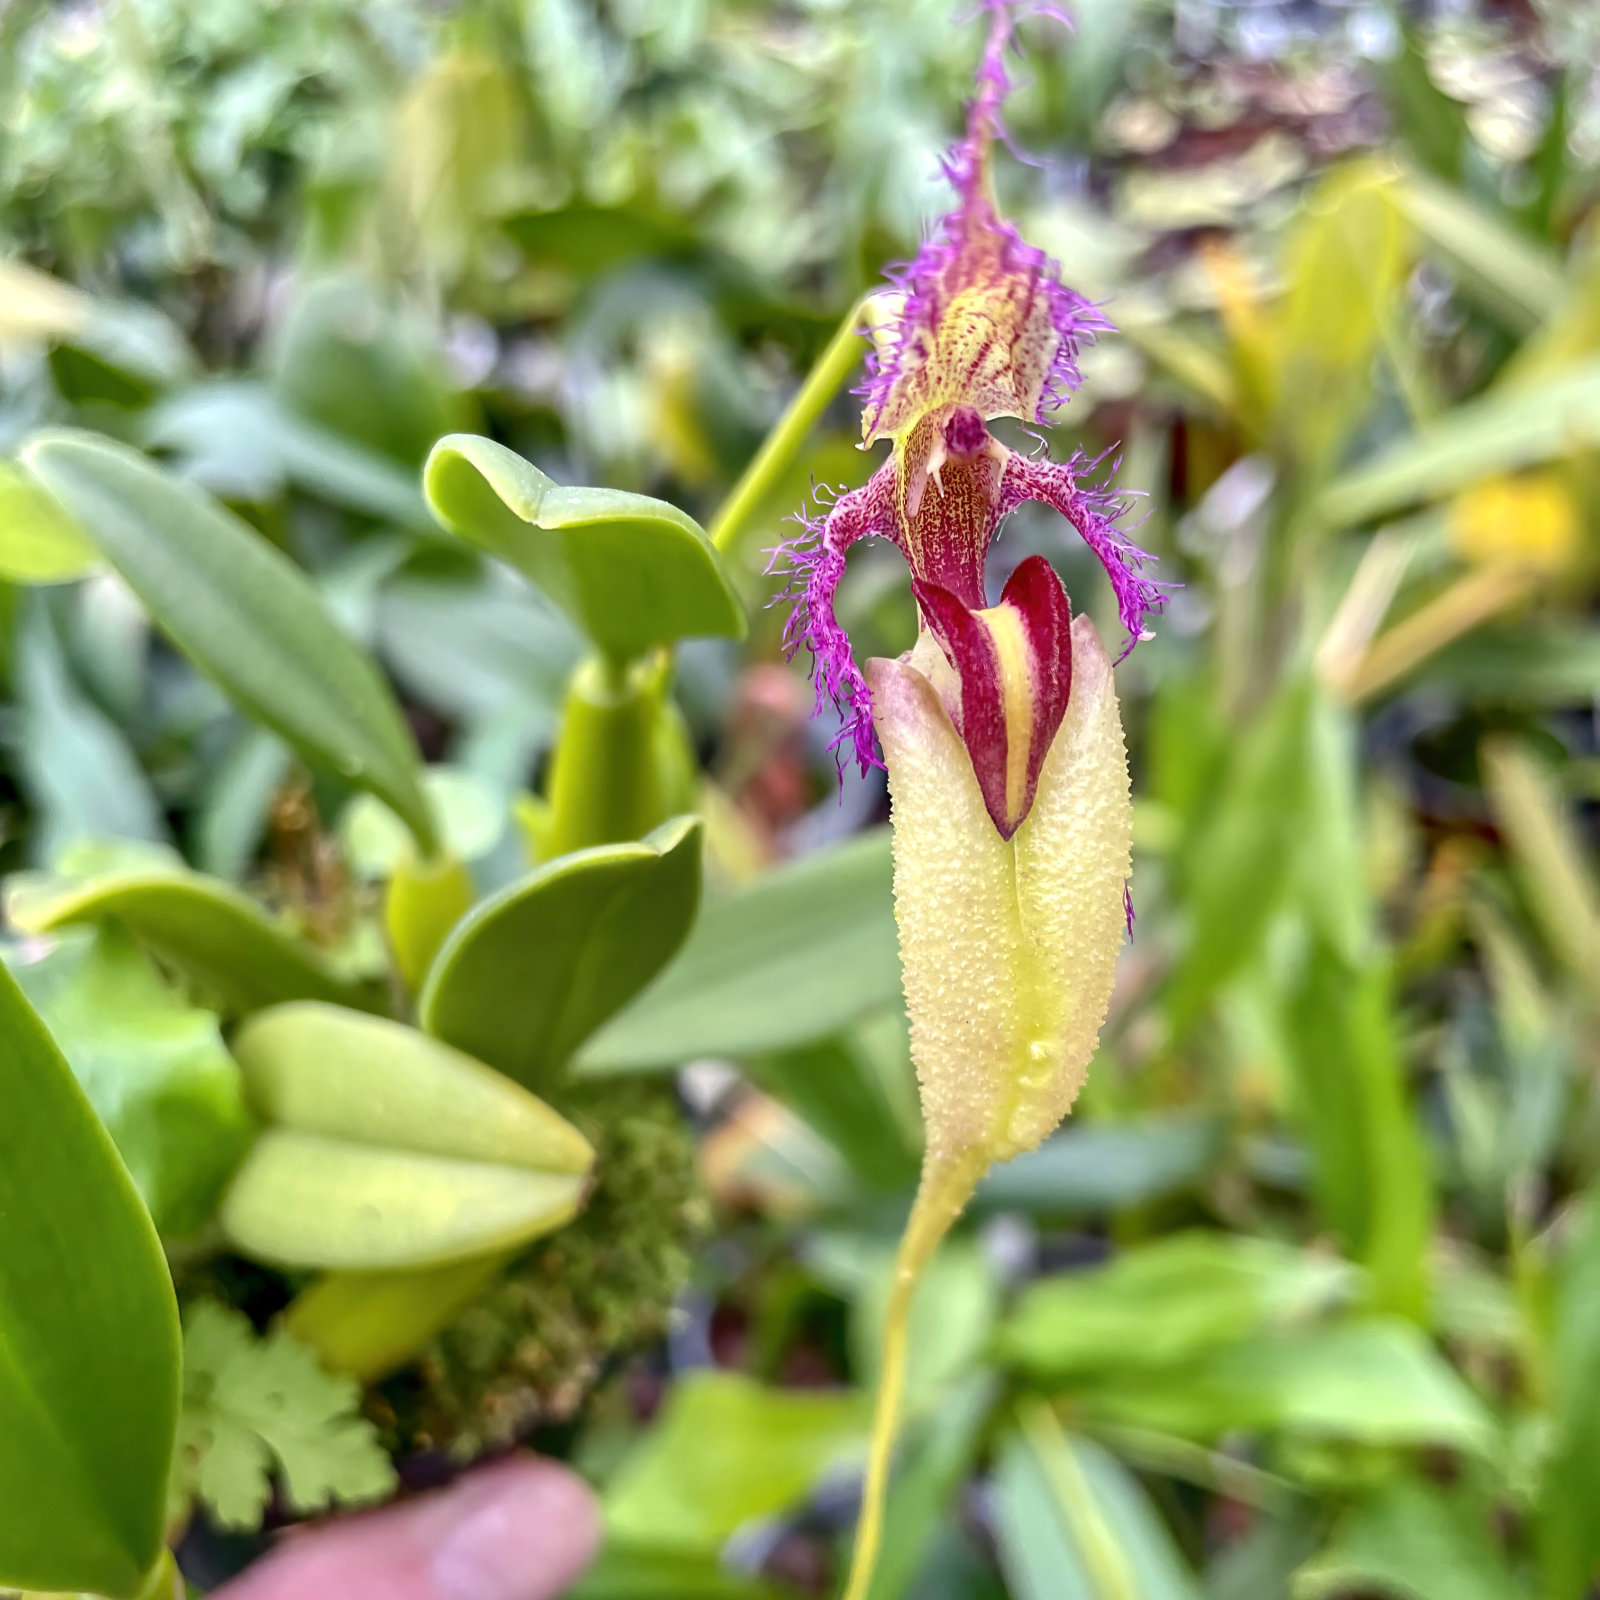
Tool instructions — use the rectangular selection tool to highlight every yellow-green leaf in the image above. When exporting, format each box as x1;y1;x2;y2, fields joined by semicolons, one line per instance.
219;1131;586;1271
421;815;703;1093
0;460;99;583
7;854;370;1017
232;1003;594;1175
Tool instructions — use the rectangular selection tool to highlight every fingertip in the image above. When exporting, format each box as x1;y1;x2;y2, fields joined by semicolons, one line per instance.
428;1454;601;1600
211;1454;601;1600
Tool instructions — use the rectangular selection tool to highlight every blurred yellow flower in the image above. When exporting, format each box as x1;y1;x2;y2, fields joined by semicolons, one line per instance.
1451;474;1580;576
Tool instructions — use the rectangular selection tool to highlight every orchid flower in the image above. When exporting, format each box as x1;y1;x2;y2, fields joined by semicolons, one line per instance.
771;8;1155;1595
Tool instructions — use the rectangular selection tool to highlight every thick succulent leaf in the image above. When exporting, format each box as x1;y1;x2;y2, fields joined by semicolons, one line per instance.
222;1006;592;1274
6;854;370;1016
218;1131;586;1271
424;433;744;659
0;963;180;1598
232;1003;593;1175
20;430;436;854
420;815;702;1093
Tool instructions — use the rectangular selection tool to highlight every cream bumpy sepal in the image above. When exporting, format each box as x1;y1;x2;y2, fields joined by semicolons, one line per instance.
843;613;1131;1600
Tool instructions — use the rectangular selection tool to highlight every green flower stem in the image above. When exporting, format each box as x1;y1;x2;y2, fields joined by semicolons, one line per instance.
841;1149;985;1600
708;295;874;555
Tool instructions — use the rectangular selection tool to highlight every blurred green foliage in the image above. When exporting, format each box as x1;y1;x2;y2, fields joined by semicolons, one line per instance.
3;0;1600;1597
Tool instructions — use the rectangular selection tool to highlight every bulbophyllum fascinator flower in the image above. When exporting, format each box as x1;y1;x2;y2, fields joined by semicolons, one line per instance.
770;6;1161;1594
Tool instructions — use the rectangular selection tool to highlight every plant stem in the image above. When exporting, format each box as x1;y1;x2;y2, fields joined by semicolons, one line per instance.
841;1156;979;1600
708;295;874;555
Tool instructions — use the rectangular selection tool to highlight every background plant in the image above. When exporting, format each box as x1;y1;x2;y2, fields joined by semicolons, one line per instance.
1;1;1599;1598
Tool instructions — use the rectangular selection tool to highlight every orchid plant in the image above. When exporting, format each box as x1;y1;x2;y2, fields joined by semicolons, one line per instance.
772;6;1156;1592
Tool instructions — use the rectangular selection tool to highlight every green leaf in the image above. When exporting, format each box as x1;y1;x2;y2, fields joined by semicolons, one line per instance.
423;433;744;659
1205;1509;1320;1600
539;653;696;859
1083;1320;1492;1455
1296;1477;1524;1600
5;926;254;1237
12;596;166;862
1165;680;1312;1033
577;829;900;1074
1270;162;1412;478
1481;736;1600;999
0;458;99;582
996;1233;1356;1385
1121;323;1239;418
6;848;373;1015
194;724;292;882
174;1301;395;1533
993;1413;1204;1600
282;1253;511;1384
1418;622;1600;705
145;379;429;523
973;1114;1224;1218
748;1014;922;1194
421;815;703;1093
1536;1192;1600;1600
1398;172;1563;335
340;766;507;880
568;1545;790;1600
269;275;462;469
604;1371;868;1553
232;1003;594;1175
1317;357;1600;531
218;1130;587;1270
220;1005;593;1271
20;430;437;854
0;960;180;1598
385;850;476;994
1384;28;1469;184
1282;940;1434;1322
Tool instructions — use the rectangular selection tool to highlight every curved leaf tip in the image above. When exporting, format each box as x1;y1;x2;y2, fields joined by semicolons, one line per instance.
424;433;745;658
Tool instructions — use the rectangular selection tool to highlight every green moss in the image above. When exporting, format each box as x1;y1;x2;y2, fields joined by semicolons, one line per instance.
395;1080;708;1457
